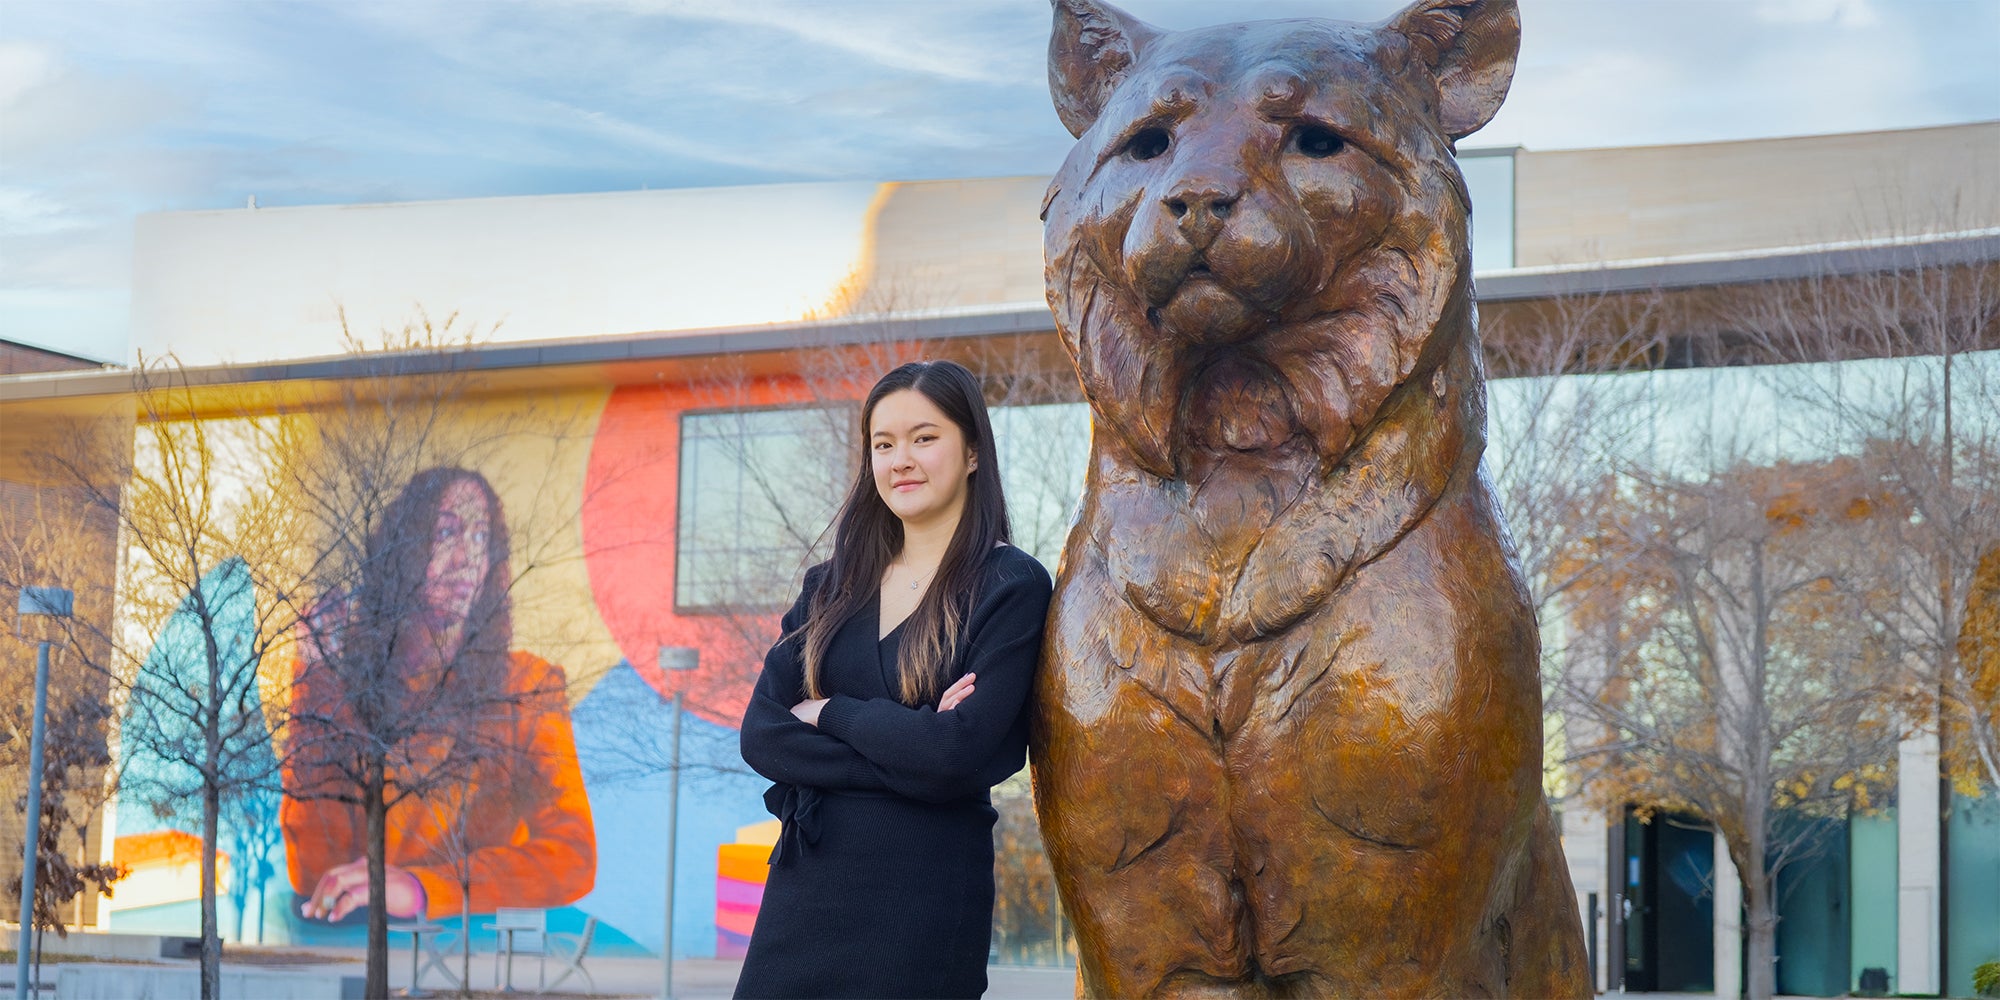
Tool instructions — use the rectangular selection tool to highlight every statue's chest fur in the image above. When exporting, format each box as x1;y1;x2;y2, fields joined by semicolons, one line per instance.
1050;475;1529;749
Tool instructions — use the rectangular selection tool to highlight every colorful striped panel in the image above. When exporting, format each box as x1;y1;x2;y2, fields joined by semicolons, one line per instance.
716;902;759;937
717;843;771;884
717;876;765;908
717;927;752;960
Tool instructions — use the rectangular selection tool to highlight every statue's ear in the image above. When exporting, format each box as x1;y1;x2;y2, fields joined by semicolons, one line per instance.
1048;0;1160;138
1384;0;1520;139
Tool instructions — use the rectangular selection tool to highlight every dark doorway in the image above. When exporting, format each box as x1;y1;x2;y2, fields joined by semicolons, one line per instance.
1611;807;1716;992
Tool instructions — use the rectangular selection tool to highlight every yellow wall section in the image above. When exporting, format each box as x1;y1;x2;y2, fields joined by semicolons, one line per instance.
442;387;621;703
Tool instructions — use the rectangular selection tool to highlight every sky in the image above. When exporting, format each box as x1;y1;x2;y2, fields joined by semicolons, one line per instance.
2;0;1997;364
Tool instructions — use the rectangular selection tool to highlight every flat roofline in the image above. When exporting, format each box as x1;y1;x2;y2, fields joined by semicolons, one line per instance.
1509;118;1998;157
1478;230;2000;301
0;305;1061;403
5;232;1996;404
141;174;1052;221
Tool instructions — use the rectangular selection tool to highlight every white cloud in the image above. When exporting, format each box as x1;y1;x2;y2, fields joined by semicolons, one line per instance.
1753;0;1882;28
589;0;1032;85
1;0;1996;362
0;186;86;236
0;41;55;107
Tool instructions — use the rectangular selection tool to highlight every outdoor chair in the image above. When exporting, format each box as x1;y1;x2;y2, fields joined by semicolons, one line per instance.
545;915;600;992
487;906;548;989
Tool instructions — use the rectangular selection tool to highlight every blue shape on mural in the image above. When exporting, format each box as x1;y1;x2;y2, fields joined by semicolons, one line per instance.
570;661;768;959
119;557;286;942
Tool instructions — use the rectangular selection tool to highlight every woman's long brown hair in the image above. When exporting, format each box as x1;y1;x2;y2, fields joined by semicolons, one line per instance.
357;467;513;701
798;361;1010;704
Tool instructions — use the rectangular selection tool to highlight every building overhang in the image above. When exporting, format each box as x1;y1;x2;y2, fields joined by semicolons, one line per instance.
4;230;1995;410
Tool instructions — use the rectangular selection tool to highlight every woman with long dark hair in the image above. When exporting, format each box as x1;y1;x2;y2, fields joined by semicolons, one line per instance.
282;467;596;925
735;360;1053;999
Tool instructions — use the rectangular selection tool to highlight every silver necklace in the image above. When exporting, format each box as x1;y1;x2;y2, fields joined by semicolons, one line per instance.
899;564;938;591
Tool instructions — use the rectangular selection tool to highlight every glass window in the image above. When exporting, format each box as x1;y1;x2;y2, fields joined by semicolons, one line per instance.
676;406;849;611
674;399;1095;612
992;402;1090;568
1460;148;1516;273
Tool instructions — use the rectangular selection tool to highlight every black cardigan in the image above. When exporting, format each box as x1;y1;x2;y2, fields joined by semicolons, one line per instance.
739;545;1053;807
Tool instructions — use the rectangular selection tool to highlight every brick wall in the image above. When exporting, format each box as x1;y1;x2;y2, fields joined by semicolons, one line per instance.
0;340;104;376
0;430;123;931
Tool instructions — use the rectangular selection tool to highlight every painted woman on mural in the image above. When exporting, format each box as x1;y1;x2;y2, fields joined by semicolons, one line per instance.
281;466;596;923
735;360;1053;999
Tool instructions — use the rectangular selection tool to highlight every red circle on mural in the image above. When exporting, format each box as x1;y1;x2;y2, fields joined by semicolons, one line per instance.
581;379;812;727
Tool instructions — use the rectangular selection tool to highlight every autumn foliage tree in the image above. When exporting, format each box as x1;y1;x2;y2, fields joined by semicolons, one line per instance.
1730;245;2000;794
1550;456;1908;999
5;689;125;987
0;470;127;966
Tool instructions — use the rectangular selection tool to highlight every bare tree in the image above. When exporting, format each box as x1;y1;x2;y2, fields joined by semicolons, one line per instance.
21;360;303;1000
1482;283;1668;799
272;314;596;999
401;739;546;998
1483;249;1996;1000
1551;455;1906;1000
1729;253;2000;792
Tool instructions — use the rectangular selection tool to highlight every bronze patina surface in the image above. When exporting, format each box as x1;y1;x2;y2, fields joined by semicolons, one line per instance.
1031;1;1590;995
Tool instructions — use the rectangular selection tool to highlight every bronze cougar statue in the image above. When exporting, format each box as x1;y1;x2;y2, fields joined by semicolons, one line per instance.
1030;0;1590;996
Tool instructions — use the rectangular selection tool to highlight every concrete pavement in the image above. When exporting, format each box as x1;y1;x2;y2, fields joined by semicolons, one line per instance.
233;949;1081;999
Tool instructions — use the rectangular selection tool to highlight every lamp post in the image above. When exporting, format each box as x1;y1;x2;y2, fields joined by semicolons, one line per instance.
15;586;72;1000
657;646;698;1000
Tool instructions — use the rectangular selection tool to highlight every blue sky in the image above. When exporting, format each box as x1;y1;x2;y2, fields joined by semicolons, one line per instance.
3;0;1997;363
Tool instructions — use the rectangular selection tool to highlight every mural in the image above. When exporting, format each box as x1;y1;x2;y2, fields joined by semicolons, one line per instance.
280;468;596;926
104;382;831;959
100;372;1086;958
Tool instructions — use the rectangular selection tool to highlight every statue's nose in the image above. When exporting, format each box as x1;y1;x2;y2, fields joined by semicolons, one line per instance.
1163;182;1238;249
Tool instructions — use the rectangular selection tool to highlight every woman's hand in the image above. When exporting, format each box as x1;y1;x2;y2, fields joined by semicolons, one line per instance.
790;698;828;727
939;672;976;712
300;858;426;921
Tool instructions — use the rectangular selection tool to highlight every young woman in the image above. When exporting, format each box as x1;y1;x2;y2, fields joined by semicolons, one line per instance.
735;360;1053;999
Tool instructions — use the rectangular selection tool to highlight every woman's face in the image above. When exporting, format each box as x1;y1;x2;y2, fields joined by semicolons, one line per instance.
422;478;492;629
870;388;977;533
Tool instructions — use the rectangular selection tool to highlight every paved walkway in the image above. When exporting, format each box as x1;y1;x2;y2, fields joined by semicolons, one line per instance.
230;949;1081;998
216;951;1826;1000
29;945;1832;1000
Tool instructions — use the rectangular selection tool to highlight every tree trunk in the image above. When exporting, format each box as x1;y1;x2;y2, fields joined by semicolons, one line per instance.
201;597;227;1000
460;892;472;999
1744;873;1778;1000
365;757;390;1000
201;780;221;1000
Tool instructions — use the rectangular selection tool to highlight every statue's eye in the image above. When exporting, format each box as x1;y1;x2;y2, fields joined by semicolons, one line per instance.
1125;127;1171;162
1292;125;1344;158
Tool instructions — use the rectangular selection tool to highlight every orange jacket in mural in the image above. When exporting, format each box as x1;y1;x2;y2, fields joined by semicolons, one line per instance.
281;649;597;920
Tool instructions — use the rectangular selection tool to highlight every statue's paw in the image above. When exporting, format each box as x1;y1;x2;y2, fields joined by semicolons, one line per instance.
1224;543;1338;642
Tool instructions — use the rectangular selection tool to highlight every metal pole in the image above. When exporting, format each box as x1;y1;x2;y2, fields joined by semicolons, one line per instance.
15;641;51;1000
662;691;681;1000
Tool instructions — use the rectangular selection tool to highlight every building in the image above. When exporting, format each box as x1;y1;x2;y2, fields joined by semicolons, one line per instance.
2;121;1996;991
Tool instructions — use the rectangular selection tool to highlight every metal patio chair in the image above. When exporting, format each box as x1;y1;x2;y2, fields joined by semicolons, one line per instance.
545;915;601;992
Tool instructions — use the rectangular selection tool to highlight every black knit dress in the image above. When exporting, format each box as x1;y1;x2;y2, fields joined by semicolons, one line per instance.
734;546;1053;1000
